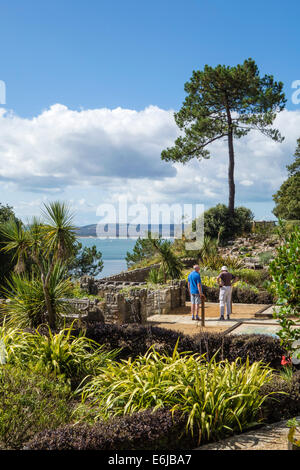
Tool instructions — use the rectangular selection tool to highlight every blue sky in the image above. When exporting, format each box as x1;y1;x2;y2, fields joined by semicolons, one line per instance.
0;0;300;225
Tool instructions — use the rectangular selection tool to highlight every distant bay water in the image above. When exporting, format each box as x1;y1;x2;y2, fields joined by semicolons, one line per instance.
78;238;137;279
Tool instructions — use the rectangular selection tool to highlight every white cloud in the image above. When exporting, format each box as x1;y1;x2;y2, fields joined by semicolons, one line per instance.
0;104;178;190
0;105;299;222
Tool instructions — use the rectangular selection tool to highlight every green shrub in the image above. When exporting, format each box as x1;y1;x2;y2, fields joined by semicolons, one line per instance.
78;344;273;445
233;268;271;287
0;325;118;383
68;281;102;300
195;204;254;244
24;408;191;451
193;332;285;368
0;364;73;449
1;264;74;328
259;371;300;423
147;267;165;284
269;225;300;355
258;251;274;266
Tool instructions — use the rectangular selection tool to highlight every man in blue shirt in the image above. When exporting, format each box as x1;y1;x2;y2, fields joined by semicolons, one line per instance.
188;265;204;320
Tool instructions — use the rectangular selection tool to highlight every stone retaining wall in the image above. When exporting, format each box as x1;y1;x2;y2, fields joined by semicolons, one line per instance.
95;258;197;283
80;277;187;324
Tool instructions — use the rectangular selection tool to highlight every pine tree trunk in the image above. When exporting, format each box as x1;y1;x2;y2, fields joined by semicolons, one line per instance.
228;129;235;215
225;100;235;215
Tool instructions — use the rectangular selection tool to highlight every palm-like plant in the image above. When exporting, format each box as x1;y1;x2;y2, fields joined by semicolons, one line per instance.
0;218;31;274
42;202;76;260
0;201;77;329
1;263;74;328
149;239;183;283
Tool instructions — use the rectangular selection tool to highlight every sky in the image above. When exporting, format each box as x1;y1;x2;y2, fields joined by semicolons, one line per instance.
0;0;300;226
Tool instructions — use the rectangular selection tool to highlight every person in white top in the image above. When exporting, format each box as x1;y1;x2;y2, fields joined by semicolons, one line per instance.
216;266;238;320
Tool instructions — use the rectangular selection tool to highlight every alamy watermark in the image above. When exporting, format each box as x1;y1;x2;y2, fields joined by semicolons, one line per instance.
292;80;300;105
0;80;6;105
95;199;205;251
0;340;6;365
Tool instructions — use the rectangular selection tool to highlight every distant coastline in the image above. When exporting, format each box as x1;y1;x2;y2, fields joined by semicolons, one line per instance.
76;223;184;238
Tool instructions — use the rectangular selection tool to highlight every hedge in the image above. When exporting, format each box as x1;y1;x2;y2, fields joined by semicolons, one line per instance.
72;323;198;361
259;371;300;423
201;285;274;304
24;408;193;451
73;323;286;369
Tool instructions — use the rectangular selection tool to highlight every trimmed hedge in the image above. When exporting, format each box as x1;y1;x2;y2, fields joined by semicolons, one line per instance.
72;323;198;361
73;323;286;369
259;371;300;423
24;408;193;451
201;285;274;304
193;332;286;368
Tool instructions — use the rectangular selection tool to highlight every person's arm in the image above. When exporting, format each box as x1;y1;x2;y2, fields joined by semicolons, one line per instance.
216;274;223;286
198;274;204;297
231;275;238;286
188;281;191;295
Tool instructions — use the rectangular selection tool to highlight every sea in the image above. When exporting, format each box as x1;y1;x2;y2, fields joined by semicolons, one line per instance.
78;238;137;279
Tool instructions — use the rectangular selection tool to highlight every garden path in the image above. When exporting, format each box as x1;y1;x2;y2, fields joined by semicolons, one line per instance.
147;302;280;336
195;417;300;450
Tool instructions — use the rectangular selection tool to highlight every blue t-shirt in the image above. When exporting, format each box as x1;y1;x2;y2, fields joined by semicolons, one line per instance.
188;271;202;294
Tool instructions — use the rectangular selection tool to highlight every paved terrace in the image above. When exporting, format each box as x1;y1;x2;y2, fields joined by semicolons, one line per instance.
147;303;299;338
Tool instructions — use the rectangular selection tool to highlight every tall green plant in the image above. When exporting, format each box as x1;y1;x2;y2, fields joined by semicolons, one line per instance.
0;201;77;328
161;58;286;214
149;239;183;282
1;263;73;328
0;324;118;380
269;225;300;357
79;345;273;444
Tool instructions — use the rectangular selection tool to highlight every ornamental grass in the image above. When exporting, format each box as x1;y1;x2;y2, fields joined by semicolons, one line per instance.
79;341;274;444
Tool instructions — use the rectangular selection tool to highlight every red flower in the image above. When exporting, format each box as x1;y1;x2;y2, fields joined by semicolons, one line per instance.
281;355;292;366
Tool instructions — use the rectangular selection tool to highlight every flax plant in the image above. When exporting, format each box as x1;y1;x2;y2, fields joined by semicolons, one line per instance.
79;342;274;444
0;324;119;380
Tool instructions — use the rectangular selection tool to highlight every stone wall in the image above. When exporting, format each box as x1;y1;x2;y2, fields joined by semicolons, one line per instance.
98;264;161;283
79;257;196;325
117;280;186;324
95;258;197;283
80;277;187;325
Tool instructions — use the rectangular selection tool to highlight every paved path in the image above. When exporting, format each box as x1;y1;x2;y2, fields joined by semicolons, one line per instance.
147;303;300;338
196;418;300;450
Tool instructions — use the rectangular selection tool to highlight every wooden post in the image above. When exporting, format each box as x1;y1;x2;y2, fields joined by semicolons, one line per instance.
201;296;205;327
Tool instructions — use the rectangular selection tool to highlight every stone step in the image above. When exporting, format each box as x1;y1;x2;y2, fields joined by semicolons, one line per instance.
254;305;274;318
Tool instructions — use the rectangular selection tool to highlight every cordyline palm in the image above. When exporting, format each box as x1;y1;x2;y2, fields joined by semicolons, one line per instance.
2;262;74;328
149;239;183;283
0;201;77;329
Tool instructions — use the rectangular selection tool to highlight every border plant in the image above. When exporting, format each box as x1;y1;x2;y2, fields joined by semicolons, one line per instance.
0;202;77;328
79;342;274;445
269;224;300;358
